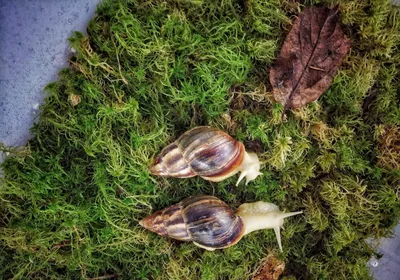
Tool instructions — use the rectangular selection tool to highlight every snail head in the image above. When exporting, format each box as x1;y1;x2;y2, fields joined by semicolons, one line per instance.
236;152;262;186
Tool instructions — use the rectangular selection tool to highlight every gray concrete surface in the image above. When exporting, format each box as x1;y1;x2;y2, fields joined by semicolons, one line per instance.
0;1;399;279
368;224;400;280
0;0;98;148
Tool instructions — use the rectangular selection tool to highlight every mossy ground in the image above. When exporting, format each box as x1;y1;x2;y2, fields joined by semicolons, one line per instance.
1;0;399;279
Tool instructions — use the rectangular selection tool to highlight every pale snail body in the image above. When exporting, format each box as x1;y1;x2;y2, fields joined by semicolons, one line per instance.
150;126;262;186
139;195;303;251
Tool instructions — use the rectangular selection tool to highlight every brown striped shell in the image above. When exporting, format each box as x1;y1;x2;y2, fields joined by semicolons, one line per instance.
149;126;245;182
139;195;245;250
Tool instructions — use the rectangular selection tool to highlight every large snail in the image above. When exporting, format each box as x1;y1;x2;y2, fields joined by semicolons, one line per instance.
139;195;303;251
150;126;262;185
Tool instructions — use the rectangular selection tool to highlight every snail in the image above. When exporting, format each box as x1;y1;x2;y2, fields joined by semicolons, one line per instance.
139;195;303;252
150;126;262;186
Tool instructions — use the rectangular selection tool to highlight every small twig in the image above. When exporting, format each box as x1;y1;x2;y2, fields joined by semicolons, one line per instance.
309;65;325;72
51;240;71;249
112;38;128;85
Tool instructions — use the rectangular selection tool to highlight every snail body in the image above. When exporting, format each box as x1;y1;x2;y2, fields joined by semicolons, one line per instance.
139;195;302;251
150;126;261;185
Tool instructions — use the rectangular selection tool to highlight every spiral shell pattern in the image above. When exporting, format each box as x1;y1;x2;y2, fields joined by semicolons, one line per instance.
139;195;245;249
150;127;245;181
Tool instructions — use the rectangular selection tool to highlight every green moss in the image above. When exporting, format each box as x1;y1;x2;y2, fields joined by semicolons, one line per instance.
1;0;399;279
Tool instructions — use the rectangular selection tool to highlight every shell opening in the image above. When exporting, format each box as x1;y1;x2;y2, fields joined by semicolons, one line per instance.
236;151;262;186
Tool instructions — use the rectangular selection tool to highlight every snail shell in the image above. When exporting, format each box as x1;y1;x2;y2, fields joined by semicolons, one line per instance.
139;195;245;250
150;126;261;185
140;195;303;251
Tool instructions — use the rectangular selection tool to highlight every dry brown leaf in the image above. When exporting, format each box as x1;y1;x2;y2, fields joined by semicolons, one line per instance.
68;94;81;107
270;6;351;109
252;254;285;280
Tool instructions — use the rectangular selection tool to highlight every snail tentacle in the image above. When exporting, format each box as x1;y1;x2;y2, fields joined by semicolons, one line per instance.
236;151;262;186
273;227;283;252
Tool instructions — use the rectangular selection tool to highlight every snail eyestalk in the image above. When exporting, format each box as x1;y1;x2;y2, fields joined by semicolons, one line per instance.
236;151;262;186
235;201;303;252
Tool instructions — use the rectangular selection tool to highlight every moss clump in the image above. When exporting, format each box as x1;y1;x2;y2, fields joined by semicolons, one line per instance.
1;0;399;279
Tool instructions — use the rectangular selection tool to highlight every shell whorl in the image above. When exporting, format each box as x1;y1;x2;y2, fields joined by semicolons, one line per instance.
139;195;245;249
150;127;245;181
